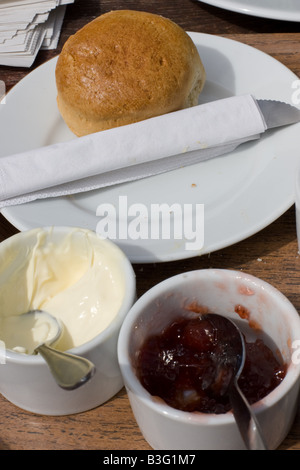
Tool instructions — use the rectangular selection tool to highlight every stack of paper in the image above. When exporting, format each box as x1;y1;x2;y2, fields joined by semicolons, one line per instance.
0;0;75;68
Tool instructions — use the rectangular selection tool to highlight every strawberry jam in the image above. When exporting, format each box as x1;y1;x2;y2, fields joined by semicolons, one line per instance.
136;313;286;414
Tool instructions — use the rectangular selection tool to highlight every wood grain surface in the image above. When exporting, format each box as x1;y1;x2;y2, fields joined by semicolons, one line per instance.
0;0;300;451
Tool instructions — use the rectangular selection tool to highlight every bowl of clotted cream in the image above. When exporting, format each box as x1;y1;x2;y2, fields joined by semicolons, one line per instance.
0;226;136;415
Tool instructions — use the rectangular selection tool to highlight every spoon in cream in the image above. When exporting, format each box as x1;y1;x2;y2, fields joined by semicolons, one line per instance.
202;313;268;450
5;309;95;390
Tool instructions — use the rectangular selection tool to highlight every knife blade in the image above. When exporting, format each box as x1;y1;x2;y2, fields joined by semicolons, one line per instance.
256;99;300;129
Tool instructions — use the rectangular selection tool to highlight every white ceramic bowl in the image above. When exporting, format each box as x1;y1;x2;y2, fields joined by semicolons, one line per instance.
118;269;300;450
0;227;136;415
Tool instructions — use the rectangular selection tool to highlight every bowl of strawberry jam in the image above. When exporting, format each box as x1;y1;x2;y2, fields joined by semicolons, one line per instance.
118;269;300;450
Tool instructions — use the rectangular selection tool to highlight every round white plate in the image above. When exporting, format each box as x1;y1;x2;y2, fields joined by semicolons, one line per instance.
197;0;300;22
1;33;300;263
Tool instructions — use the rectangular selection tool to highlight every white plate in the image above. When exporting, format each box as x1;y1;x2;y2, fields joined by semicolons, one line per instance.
1;33;300;263
197;0;300;22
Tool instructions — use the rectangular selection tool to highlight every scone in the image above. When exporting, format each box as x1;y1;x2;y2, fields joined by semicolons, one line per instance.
55;10;206;136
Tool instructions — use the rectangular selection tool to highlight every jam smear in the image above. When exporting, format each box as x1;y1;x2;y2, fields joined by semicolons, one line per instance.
136;313;286;414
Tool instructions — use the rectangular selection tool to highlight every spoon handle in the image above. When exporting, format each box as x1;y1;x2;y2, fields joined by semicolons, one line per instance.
36;344;96;390
229;382;268;450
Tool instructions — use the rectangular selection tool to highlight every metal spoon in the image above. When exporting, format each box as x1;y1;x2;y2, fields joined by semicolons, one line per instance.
22;310;95;390
202;313;268;450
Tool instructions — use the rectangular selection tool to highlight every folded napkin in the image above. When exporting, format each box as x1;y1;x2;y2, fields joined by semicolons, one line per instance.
0;94;267;209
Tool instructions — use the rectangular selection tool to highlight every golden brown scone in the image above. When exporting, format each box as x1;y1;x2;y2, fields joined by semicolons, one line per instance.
55;10;206;136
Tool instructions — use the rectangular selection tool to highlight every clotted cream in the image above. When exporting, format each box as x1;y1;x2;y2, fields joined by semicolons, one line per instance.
0;228;126;353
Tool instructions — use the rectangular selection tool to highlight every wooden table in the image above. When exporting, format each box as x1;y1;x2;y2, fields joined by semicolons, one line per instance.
1;0;300;451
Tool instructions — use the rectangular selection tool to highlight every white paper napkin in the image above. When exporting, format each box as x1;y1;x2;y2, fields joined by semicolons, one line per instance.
0;95;267;209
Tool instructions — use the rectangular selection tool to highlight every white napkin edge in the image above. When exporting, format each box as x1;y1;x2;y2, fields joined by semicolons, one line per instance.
0;137;261;209
0;94;267;208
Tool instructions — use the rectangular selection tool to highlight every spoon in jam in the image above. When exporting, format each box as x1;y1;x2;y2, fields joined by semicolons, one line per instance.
11;310;96;390
203;313;268;450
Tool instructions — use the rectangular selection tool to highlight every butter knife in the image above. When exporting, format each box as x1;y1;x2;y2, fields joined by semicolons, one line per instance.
256;99;300;129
